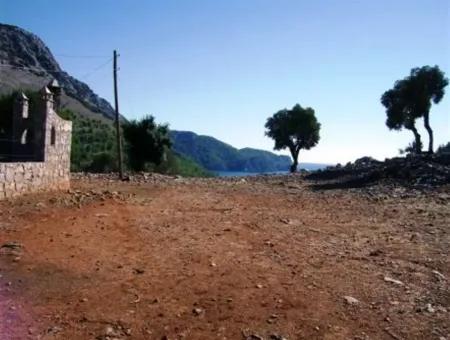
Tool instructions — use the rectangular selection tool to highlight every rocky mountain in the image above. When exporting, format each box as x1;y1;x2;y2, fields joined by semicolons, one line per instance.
0;23;115;120
170;130;293;172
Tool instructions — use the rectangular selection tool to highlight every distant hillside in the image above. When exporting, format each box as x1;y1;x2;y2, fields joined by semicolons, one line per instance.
0;23;115;121
170;130;292;172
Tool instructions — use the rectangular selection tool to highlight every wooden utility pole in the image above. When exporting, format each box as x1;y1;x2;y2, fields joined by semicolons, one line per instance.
113;50;124;180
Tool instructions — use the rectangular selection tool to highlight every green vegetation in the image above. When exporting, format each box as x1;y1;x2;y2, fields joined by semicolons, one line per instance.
66;112;211;176
0;94;13;136
122;115;171;171
170;131;291;172
152;151;212;177
0;90;44;139
265;104;321;173
437;142;450;155
381;65;448;154
59;109;117;172
0;94;13;161
0;91;51;161
0;92;210;176
121;116;212;177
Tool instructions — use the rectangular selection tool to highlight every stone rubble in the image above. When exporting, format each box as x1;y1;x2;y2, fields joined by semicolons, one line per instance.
308;153;450;188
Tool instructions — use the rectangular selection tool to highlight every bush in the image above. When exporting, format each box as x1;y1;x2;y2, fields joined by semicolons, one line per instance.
122;115;171;171
59;109;117;172
154;150;213;177
88;152;116;173
437;142;450;154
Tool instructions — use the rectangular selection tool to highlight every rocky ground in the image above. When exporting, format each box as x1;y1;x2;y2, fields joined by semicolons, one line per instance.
307;153;450;188
0;171;449;339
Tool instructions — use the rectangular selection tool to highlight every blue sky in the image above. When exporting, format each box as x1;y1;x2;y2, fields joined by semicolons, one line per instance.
1;0;449;163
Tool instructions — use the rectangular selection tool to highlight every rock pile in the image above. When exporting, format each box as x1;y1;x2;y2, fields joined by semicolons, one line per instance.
71;172;180;184
308;153;450;188
48;189;132;207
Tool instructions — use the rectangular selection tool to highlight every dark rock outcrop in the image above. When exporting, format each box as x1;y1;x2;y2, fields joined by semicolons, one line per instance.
308;154;450;189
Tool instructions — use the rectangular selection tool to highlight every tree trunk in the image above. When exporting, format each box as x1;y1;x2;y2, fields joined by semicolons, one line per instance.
410;125;422;154
289;147;299;173
290;160;298;173
423;112;434;153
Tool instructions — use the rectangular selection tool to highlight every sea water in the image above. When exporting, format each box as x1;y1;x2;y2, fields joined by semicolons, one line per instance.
215;163;329;177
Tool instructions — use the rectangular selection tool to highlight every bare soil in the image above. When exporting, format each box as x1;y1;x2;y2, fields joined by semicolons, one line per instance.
0;176;449;340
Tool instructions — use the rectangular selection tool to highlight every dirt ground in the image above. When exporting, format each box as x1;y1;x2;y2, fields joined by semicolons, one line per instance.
0;177;449;340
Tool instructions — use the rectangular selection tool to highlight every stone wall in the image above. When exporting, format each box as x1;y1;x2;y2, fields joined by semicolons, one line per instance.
0;161;70;199
0;85;72;200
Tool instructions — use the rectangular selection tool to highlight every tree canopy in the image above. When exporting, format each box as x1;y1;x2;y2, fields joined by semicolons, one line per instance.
122;115;172;171
437;142;450;155
381;65;448;153
265;104;320;172
381;80;423;153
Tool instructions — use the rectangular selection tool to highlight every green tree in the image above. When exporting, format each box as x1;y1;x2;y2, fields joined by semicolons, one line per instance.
381;82;423;153
381;65;448;154
265;104;320;173
122;115;172;171
437;142;450;154
407;66;448;153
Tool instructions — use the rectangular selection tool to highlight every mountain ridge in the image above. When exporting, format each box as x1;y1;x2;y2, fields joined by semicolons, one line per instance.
0;23;115;120
170;130;294;172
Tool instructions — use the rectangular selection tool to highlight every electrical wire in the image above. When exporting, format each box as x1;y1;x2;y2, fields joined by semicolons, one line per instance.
53;54;109;59
79;57;113;80
0;63;68;73
0;57;113;80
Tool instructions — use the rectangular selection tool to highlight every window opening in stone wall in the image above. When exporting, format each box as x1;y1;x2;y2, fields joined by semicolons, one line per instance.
22;103;29;119
21;129;28;145
51;126;56;146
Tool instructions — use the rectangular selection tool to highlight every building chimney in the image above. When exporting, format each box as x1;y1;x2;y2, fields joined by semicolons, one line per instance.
40;86;54;113
47;79;61;111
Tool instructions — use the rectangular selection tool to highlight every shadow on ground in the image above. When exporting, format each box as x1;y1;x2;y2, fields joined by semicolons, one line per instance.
306;170;381;190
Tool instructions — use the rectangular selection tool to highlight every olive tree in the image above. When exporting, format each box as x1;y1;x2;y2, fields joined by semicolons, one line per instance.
381;81;423;153
381;65;448;153
265;104;320;173
406;66;448;153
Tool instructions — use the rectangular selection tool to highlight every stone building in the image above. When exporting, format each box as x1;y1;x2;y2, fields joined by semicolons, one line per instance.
0;80;72;199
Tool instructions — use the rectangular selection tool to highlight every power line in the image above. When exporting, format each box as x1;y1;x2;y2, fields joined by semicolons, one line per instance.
0;63;68;73
53;53;110;59
0;58;113;80
79;57;113;80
